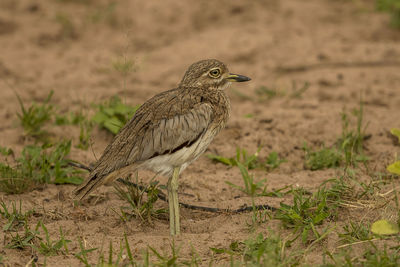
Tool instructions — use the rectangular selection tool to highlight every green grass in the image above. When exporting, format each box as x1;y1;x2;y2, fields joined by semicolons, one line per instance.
275;179;348;244
0;162;34;194
16;91;95;149
337;101;369;168
36;222;71;256
226;162;268;198
92;95;139;135
303;100;368;171
55;111;94;150
211;232;298;266
208;147;285;171
5;224;38;250
76;119;93;150
113;175;166;224
55;110;87;126
339;221;372;243
324;242;400;266
17;91;54;138
17;140;84;185
16;91;141;148
0;145;13;156
74;238;98;266
0;200;33;232
0;140;85;194
303;144;342;170
377;0;400;28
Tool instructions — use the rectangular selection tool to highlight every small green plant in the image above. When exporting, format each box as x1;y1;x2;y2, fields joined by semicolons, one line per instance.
362;243;400;265
55;111;87;126
16;91;54;137
304;100;369;171
265;151;286;170
17;140;84;185
226;162;267;198
55;111;93;150
0;163;34;194
275;179;345;244
226;162;273;228
5;223;39;250
74;237;98;266
36;223;71;256
339;221;371;244
337;101;369;168
241;233;293;265
208;147;285;170
148;241;183;266
0;200;33;232
326;242;400;266
114;175;166;223
211;232;296;266
97;234;137;266
0;146;13;156
377;0;400;28
92;96;139;135
97;240;125;267
303;144;342;170
76;120;93;150
208;147;262;169
0;141;85;194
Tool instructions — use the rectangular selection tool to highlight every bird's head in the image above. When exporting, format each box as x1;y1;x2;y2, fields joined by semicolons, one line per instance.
179;59;251;90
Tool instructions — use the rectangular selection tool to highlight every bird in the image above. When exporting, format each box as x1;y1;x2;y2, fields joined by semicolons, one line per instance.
72;59;251;235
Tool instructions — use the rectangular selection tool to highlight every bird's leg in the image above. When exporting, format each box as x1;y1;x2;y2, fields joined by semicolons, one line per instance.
167;166;181;236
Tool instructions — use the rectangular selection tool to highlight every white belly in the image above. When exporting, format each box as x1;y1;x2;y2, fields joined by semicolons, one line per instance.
140;129;217;177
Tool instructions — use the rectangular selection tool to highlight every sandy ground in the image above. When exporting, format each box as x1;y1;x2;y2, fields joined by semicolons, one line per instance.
0;0;400;265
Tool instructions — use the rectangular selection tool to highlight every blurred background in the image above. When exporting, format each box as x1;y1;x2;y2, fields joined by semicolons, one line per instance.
1;0;399;165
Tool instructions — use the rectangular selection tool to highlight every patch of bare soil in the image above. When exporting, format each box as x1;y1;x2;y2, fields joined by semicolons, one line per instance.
0;0;399;265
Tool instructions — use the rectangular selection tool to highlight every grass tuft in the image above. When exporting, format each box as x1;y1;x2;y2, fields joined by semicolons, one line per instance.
211;232;297;266
208;147;285;171
92;95;139;135
275;178;349;244
303;144;342;170
303;99;369;171
114;175;166;224
16;91;54;138
36;222;71;256
0;140;85;194
0;200;33;232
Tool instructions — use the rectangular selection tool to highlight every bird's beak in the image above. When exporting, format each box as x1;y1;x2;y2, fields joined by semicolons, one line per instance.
225;73;251;82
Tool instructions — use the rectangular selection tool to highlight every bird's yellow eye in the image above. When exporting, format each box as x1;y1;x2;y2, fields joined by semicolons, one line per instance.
209;68;221;78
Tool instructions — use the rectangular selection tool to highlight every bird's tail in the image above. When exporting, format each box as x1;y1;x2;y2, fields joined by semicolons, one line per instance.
72;172;104;200
72;163;142;200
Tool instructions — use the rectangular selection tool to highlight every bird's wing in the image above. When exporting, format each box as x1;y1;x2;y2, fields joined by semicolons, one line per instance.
92;89;213;178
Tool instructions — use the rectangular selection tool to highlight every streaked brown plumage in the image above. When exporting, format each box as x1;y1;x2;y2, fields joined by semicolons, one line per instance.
72;59;250;235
